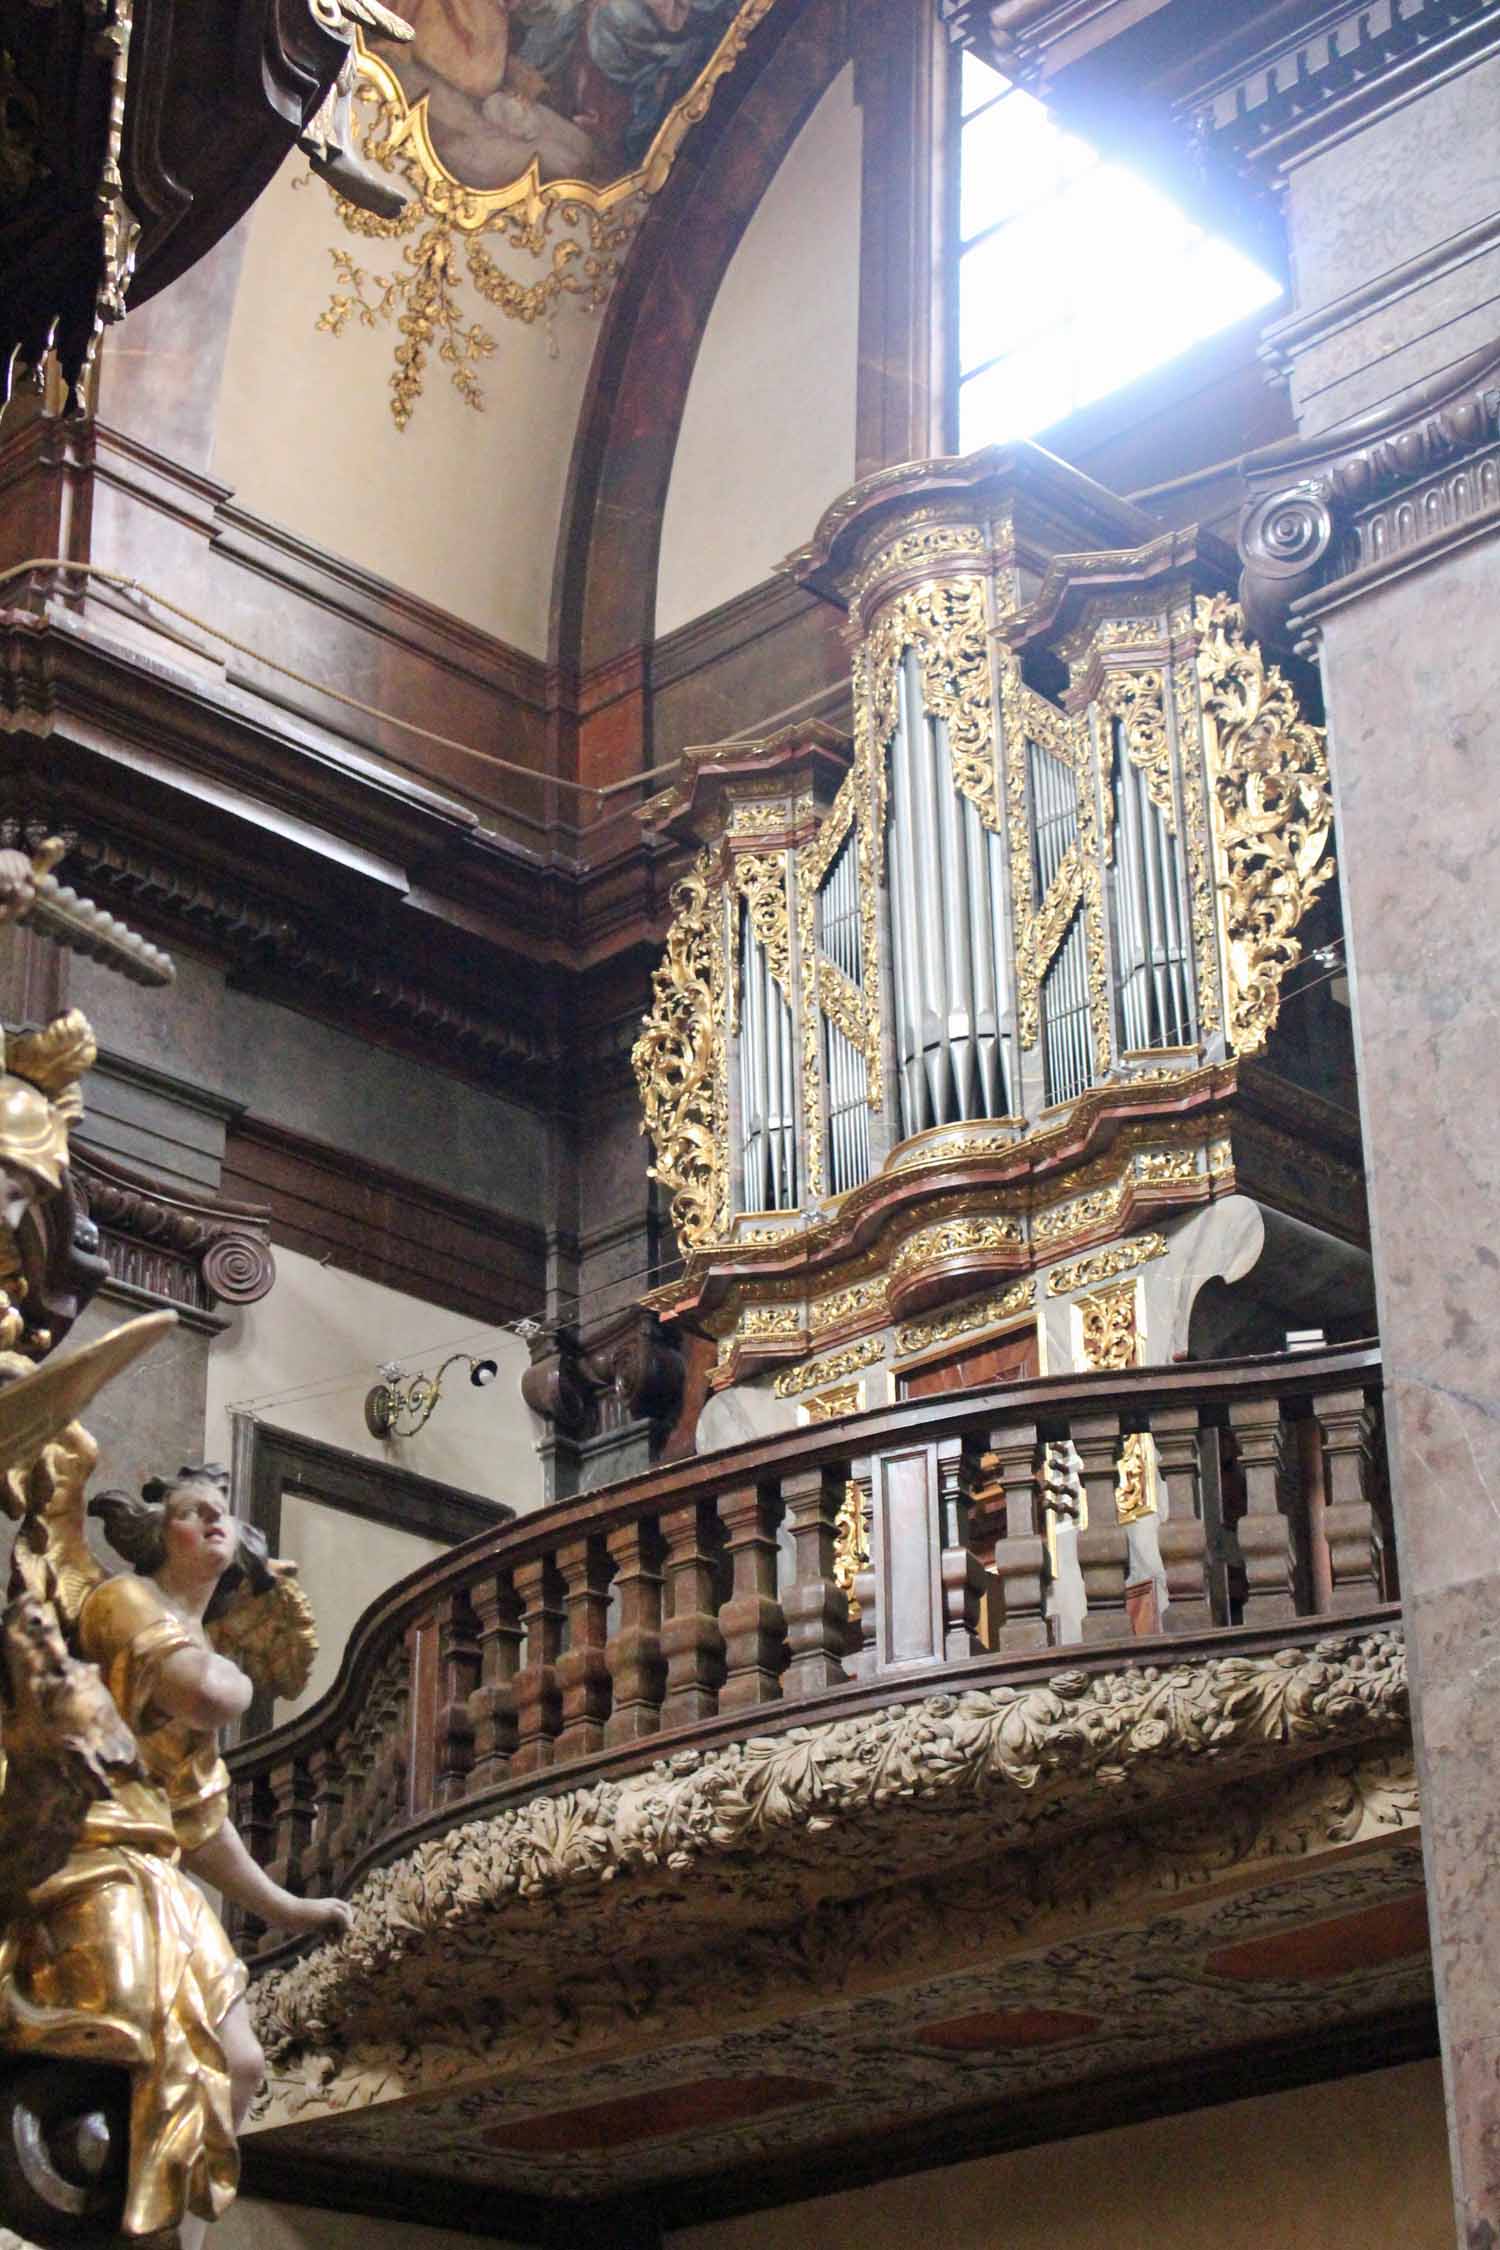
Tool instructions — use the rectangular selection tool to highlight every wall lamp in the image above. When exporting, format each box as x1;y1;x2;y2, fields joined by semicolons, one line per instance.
364;1353;499;1439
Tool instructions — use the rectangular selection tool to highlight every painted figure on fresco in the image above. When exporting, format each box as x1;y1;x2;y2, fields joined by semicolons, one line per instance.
372;0;743;189
0;1433;341;2247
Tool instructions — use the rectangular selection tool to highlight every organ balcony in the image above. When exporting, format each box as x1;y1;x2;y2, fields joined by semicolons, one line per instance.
229;447;1413;2235
231;1341;1420;2232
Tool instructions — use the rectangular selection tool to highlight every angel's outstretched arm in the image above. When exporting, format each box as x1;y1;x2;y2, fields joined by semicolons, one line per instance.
185;1819;352;1939
153;1643;254;1731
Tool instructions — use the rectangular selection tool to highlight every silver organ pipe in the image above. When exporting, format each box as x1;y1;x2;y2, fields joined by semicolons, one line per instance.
816;828;871;1194
1108;722;1195;1052
888;650;1016;1140
735;899;798;1211
1029;740;1093;1107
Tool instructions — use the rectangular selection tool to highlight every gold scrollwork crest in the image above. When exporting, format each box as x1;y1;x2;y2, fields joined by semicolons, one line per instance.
1194;595;1334;1056
631;850;728;1253
1102;666;1174;832
315;1;784;426
730;852;792;997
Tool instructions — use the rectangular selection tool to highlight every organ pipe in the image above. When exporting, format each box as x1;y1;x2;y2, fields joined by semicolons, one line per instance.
736;899;797;1211
888;650;1016;1141
1108;722;1194;1052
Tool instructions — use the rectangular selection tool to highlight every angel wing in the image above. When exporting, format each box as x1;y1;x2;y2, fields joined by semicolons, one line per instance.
0;1311;177;1625
209;1568;319;1704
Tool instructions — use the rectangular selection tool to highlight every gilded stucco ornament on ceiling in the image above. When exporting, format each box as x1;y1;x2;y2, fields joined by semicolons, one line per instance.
312;0;787;427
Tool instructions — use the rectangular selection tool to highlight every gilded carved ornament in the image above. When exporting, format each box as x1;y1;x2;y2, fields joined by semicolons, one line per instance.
894;1277;1035;1360
313;0;785;427
1193;595;1334;1057
729;851;792;998
861;575;999;832
772;1334;884;1399
631;850;729;1253
1101;666;1174;832
1172;657;1223;1036
1047;1234;1166;1296
1074;1277;1157;1526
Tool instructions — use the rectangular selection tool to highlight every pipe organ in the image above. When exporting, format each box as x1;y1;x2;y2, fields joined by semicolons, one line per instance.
634;446;1354;1416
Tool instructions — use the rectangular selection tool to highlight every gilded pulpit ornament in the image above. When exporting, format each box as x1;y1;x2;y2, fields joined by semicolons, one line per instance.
314;0;788;426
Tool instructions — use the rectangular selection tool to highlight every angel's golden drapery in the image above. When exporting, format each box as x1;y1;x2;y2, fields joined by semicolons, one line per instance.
0;1571;245;2235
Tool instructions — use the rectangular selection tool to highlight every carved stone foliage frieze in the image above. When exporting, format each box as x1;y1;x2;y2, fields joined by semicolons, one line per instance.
249;1627;1408;2103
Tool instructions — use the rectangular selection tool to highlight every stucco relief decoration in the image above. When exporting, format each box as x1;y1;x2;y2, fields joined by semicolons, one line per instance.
313;0;785;425
1194;595;1334;1055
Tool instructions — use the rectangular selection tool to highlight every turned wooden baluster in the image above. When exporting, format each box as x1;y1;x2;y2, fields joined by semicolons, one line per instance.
307;1738;347;1895
1153;1406;1213;1633
605;1517;667;1745
660;1501;726;1724
265;1753;314;1902
555;1537;613;1760
980;1424;1049;1652
781;1461;850;1695
938;1434;985;1661
434;1587;481;1807
718;1479;789;1709
1311;1387;1384;1614
510;1555;565;1775
1073;1414;1130;1643
239;1770;275;1948
467;1569;523;1792
1228;1396;1299;1624
331;1720;368;1878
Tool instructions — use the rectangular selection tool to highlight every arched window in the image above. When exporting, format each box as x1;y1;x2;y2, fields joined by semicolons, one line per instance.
954;53;1281;451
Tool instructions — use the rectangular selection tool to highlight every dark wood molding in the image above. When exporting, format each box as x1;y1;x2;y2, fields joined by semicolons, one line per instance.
235;1418;510;1556
221;1116;546;1327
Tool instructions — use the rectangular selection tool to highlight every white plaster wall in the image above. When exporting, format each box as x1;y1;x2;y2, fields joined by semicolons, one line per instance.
276;1491;448;1713
213;155;598;651
205;1245;543;1514
655;66;862;637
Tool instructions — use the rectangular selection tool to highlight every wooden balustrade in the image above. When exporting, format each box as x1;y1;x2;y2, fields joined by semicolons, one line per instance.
228;1341;1396;1936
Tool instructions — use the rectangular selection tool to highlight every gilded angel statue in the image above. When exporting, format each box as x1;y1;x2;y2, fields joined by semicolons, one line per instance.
0;1333;349;2250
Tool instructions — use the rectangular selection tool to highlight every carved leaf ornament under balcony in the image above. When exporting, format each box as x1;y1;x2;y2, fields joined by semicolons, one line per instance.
250;1628;1407;2096
635;514;1333;1276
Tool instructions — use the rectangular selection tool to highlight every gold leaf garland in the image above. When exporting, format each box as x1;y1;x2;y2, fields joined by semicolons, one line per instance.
631;851;728;1253
772;1334;885;1399
1194;595;1334;1056
730;854;792;996
1172;656;1223;1036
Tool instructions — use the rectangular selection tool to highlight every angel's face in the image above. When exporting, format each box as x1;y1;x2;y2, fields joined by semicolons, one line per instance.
162;1485;237;1586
